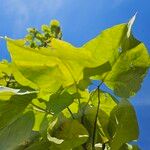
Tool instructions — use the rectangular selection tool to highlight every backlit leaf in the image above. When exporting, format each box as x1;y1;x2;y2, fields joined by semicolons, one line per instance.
108;100;139;150
49;119;89;149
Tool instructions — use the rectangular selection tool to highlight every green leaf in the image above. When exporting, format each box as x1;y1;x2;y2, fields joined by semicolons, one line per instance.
83;105;107;144
82;15;137;67
104;43;150;98
0;60;11;75
47;88;78;115
0;60;12;86
119;143;140;150
24;141;50;150
79;62;111;90
48;119;89;149
48;39;96;83
73;147;83;150
83;24;127;67
0;111;35;150
6;39;64;92
82;16;149;98
81;91;117;144
32;111;45;131
6;37;111;93
108;100;139;150
121;14;140;51
91;90;117;116
0;92;36;129
31;98;47;131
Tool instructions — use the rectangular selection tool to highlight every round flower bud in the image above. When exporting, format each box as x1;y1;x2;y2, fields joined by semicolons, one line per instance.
50;20;60;27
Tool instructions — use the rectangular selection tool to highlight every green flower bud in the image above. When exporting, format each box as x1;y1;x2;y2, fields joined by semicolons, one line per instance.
41;25;50;33
36;33;44;40
25;19;62;48
25;34;34;41
27;28;37;34
50;20;60;27
30;41;37;48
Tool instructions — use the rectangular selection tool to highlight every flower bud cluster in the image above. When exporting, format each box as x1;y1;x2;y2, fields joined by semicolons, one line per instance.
25;20;62;48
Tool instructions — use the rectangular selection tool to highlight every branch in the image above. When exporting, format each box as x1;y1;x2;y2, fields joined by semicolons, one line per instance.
31;102;53;115
102;143;105;150
67;107;75;119
92;81;103;149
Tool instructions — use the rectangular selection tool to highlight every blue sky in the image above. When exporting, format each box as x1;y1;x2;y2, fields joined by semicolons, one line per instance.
0;0;150;149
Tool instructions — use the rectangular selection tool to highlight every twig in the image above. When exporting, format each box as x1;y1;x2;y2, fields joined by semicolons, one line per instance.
102;143;105;150
67;107;75;119
31;102;53;115
92;81;103;149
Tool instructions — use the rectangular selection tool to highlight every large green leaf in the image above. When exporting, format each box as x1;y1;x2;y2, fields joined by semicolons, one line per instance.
0;111;35;150
46;88;78;115
83;24;127;67
82;14;137;66
82;16;149;98
49;39;95;82
0;91;36;129
81;24;127;83
104;43;150;98
6;39;64;92
80;90;117;145
6;38;97;93
91;90;117;116
108;100;139;150
83;105;109;145
48;118;89;150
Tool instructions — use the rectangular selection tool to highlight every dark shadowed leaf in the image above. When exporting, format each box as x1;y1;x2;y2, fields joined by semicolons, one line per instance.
0;111;35;150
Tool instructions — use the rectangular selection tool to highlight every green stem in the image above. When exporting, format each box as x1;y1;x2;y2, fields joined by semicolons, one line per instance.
61;60;81;107
102;143;105;150
92;84;101;149
67;107;75;119
31;102;52;115
76;86;81;106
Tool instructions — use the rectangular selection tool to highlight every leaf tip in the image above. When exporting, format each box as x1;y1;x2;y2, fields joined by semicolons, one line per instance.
127;13;138;38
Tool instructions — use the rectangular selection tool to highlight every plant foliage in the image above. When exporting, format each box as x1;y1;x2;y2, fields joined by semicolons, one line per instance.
0;16;150;150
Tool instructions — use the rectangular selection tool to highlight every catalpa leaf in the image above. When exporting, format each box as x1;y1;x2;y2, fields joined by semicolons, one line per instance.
0;111;35;150
6;39;64;93
103;17;149;98
47;88;78;115
0;91;36;129
83;91;117;143
108;100;139;150
6;37;111;94
122;14;141;51
91;90;118;116
83;24;127;67
104;43;149;98
49;119;89;150
82;16;150;98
